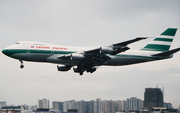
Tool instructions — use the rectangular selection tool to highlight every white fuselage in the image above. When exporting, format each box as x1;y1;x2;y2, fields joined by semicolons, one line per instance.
2;41;167;67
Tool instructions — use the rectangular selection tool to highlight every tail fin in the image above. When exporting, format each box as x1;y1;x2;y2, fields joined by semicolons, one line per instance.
141;28;177;51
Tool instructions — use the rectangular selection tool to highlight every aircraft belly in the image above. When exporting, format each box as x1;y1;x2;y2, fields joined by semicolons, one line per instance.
105;56;150;66
11;53;80;65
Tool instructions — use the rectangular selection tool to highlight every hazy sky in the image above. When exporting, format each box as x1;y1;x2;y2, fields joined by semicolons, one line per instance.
0;0;180;108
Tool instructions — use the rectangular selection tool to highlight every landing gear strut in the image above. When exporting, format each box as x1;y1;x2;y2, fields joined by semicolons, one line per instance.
19;60;24;69
73;65;97;75
73;67;84;76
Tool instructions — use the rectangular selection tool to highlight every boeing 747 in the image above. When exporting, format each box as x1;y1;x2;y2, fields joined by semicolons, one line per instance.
2;28;179;75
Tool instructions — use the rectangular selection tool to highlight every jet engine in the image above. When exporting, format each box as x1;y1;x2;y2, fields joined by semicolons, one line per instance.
100;46;130;55
70;53;85;61
57;65;71;71
100;46;114;54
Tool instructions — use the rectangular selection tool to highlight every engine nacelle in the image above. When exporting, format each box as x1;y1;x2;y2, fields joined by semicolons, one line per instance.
70;53;85;61
57;65;71;71
100;46;114;54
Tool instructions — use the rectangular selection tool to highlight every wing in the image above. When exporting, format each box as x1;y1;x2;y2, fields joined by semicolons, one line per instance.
84;37;147;57
57;37;147;75
80;37;147;66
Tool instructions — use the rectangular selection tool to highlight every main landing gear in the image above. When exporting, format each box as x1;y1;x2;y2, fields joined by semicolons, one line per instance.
73;66;97;76
19;60;24;69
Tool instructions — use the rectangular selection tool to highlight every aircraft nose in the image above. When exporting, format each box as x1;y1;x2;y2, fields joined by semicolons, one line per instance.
2;49;9;56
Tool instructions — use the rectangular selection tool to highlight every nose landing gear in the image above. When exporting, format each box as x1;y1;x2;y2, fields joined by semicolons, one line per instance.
19;60;24;69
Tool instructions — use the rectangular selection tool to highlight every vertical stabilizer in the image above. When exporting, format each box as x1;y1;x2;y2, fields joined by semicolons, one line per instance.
141;28;177;51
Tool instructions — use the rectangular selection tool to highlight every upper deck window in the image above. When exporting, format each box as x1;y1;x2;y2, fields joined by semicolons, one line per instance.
15;42;20;44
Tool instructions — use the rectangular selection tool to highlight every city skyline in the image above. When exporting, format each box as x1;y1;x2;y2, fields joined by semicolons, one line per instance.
0;0;180;108
0;85;177;108
0;97;177;113
1;96;177;109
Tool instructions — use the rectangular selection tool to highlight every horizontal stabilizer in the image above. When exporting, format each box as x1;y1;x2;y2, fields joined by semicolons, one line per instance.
152;47;180;57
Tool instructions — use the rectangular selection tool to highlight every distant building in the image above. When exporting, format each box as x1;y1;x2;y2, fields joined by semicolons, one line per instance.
103;100;116;113
87;100;94;113
126;97;142;111
52;101;63;111
178;107;180;113
38;100;43;108
63;100;78;112
114;100;127;112
0;101;6;109
0;105;29;113
141;107;178;113
78;100;87;113
144;88;163;108
94;98;103;113
28;105;37;111
164;102;172;109
38;98;49;109
114;100;122;112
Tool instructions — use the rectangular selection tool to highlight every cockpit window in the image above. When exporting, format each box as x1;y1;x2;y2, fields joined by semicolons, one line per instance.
15;42;20;44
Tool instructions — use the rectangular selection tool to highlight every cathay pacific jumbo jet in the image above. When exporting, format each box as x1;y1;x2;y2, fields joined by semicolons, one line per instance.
2;28;180;75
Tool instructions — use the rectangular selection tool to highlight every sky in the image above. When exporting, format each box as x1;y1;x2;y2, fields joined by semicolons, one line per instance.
0;0;180;108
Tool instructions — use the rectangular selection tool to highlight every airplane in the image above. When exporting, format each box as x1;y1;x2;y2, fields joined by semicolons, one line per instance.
2;28;180;75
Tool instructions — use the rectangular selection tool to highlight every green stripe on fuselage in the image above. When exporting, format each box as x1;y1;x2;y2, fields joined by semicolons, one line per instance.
2;49;74;56
153;38;173;42
2;49;26;56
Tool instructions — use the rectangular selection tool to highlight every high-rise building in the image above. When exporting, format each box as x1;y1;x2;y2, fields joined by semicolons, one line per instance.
37;98;49;109
38;100;43;108
63;101;68;112
126;97;142;111
144;88;163;108
114;100;127;112
0;101;6;109
52;101;63;111
87;100;94;113
94;98;103;113
103;100;116;113
114;100;122;112
63;100;78;112
78;100;87;113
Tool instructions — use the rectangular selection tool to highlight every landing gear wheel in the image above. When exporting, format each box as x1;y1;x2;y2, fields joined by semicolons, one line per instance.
90;68;96;73
20;65;24;69
79;72;83;76
19;60;24;69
